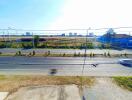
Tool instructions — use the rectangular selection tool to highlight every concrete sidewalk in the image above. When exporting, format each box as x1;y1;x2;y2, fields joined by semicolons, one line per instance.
5;85;81;100
83;78;132;100
0;92;8;100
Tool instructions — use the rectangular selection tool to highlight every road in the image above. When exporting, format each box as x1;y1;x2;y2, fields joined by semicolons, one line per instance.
0;48;132;54
0;56;131;76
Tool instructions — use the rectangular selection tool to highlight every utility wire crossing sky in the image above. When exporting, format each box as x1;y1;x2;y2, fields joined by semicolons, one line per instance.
0;0;132;33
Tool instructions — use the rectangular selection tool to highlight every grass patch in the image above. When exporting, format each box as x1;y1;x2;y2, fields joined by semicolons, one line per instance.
0;75;95;92
113;76;132;91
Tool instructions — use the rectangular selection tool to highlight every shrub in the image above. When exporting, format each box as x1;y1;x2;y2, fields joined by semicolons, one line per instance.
78;52;81;57
11;42;22;48
0;42;6;48
113;76;132;91
74;52;77;57
87;43;94;49
104;52;107;57
48;51;50;55
32;50;35;56
93;53;95;57
90;52;92;57
63;53;65;57
21;42;33;49
33;35;39;48
18;51;21;56
107;52;111;57
28;52;32;56
124;53;127;57
16;51;21;56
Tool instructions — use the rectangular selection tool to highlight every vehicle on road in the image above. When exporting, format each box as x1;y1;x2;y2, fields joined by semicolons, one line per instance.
119;59;132;67
50;69;57;75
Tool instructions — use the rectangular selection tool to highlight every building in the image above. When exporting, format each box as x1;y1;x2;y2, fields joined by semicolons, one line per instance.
74;33;77;36
26;32;31;36
89;33;94;37
61;33;65;37
69;32;72;37
98;33;132;49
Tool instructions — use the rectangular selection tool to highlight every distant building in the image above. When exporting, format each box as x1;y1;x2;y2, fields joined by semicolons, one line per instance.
74;33;77;36
26;32;31;36
61;33;65;37
68;32;78;37
98;28;132;49
78;34;83;37
89;33;94;37
69;32;72;37
98;33;132;49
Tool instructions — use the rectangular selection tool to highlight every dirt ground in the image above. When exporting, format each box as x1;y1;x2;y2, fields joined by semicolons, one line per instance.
5;85;81;100
83;78;132;100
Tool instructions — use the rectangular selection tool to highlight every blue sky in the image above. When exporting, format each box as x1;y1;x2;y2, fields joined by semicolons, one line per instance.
0;0;132;35
0;0;64;29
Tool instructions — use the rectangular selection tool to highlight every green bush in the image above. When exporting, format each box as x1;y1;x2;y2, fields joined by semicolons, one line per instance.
21;42;33;49
15;51;22;56
107;52;111;57
87;43;94;49
11;42;22;48
113;77;132;91
34;35;39;48
0;42;6;48
32;50;35;56
48;51;50;55
104;52;107;57
78;52;81;57
74;52;77;57
63;53;65;57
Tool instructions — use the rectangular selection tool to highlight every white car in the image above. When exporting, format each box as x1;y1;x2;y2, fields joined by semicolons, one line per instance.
119;59;132;67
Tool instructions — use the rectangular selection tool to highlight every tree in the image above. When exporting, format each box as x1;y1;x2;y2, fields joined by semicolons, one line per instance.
104;52;107;57
107;52;111;57
48;51;50;55
78;52;81;57
63;53;65;57
90;52;92;57
33;35;39;48
105;28;116;43
74;52;77;57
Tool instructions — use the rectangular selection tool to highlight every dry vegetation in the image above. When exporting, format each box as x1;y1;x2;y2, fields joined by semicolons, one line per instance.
0;75;95;93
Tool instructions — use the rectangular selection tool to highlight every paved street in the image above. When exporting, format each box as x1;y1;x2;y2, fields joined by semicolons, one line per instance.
0;57;131;76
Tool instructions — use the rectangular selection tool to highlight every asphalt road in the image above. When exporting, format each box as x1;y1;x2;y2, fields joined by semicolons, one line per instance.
0;57;131;76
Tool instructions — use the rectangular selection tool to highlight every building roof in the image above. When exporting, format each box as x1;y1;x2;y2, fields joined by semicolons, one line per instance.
113;34;132;38
103;34;132;38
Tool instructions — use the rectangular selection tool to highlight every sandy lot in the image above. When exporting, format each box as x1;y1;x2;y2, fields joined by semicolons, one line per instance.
84;78;132;100
5;85;81;100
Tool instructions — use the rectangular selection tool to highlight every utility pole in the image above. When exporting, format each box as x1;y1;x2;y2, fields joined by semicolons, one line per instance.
32;32;35;48
81;27;90;100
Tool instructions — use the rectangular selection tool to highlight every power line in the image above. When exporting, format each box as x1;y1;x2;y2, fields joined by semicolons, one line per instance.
1;26;132;31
